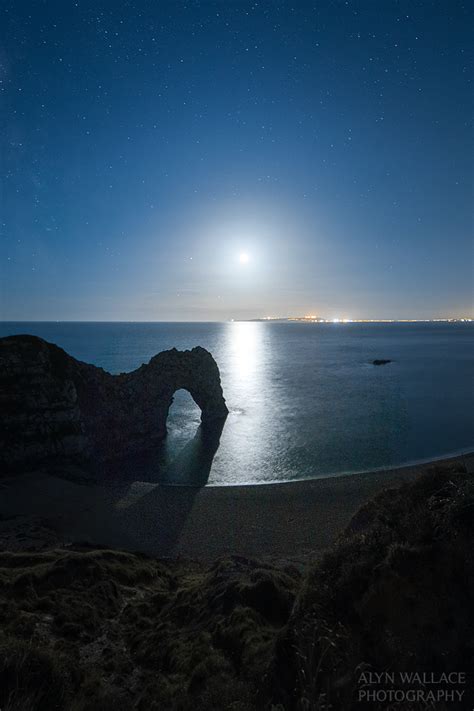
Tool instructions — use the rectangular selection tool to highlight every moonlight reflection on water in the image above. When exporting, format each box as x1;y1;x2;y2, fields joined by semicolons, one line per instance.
0;321;472;485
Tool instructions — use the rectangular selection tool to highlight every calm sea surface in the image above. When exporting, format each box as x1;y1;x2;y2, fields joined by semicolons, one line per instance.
1;322;473;485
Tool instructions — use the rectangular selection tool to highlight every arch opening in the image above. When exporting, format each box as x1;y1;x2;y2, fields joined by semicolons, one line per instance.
166;388;202;445
157;388;225;486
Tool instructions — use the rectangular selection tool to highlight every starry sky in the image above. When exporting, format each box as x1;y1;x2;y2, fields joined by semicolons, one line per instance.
1;0;472;321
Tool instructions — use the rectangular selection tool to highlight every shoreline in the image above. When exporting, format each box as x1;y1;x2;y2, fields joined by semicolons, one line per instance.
1;452;473;565
204;447;474;488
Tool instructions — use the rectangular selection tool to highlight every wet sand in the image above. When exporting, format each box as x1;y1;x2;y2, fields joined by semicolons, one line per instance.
1;452;473;565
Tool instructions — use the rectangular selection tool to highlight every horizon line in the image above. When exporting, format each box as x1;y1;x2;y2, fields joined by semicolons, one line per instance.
1;318;473;325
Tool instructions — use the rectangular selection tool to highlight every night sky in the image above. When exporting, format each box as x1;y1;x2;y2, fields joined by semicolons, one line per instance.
1;1;472;321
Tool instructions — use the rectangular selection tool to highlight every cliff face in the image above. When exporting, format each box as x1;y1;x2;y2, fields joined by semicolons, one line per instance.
0;335;228;475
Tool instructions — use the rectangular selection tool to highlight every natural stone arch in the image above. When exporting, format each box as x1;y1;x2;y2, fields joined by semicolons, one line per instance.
119;347;229;450
0;336;228;474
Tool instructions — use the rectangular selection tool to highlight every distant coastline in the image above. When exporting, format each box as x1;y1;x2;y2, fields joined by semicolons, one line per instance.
240;316;474;323
1;318;473;324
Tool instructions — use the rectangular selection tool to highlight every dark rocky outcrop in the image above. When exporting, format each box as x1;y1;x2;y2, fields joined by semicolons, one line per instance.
0;335;228;475
0;550;300;710
372;359;391;365
270;464;474;710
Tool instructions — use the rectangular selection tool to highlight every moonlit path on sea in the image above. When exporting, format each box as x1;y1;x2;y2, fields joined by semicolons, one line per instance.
1;321;472;486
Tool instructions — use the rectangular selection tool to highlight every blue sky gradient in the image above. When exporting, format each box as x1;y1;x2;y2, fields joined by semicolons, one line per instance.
1;0;472;320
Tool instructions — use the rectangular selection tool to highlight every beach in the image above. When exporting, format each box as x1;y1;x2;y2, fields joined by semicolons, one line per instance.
1;452;472;564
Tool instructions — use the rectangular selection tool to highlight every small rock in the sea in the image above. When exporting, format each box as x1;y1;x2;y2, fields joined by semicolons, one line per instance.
372;359;392;366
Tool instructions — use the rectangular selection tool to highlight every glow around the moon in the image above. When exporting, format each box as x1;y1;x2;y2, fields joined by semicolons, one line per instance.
239;252;250;264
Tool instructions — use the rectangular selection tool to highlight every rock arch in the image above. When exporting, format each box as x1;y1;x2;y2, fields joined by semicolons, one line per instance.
0;336;228;474
118;346;229;449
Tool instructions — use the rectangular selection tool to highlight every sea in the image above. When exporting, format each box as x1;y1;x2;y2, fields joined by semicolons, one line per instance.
1;321;473;486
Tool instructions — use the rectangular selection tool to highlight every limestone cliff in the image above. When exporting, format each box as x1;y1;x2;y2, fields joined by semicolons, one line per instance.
0;335;228;475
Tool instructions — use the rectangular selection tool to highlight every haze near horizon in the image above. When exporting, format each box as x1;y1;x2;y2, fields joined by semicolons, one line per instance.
1;1;472;322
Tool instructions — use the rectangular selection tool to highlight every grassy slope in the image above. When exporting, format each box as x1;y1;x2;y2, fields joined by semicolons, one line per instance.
0;549;299;710
0;463;472;710
271;464;474;709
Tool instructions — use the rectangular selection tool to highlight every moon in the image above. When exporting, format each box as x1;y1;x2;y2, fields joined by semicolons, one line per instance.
239;252;250;264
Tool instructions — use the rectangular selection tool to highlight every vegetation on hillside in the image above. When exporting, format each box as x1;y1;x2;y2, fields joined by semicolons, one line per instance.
0;463;472;710
271;464;474;709
0;548;299;710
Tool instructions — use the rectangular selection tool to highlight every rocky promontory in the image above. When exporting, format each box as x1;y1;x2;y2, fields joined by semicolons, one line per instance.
0;335;228;476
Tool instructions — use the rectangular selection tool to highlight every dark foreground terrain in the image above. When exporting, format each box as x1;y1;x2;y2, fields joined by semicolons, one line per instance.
0;464;472;710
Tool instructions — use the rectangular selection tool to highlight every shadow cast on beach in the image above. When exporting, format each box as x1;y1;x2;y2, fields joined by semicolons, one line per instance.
115;420;224;555
159;419;225;487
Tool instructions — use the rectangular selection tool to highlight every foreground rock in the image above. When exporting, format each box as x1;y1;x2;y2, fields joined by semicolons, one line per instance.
0;335;228;476
271;463;474;710
0;464;471;710
0;549;300;710
372;358;392;365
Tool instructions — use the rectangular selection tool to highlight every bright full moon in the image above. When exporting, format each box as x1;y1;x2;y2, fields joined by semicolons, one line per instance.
239;252;250;264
